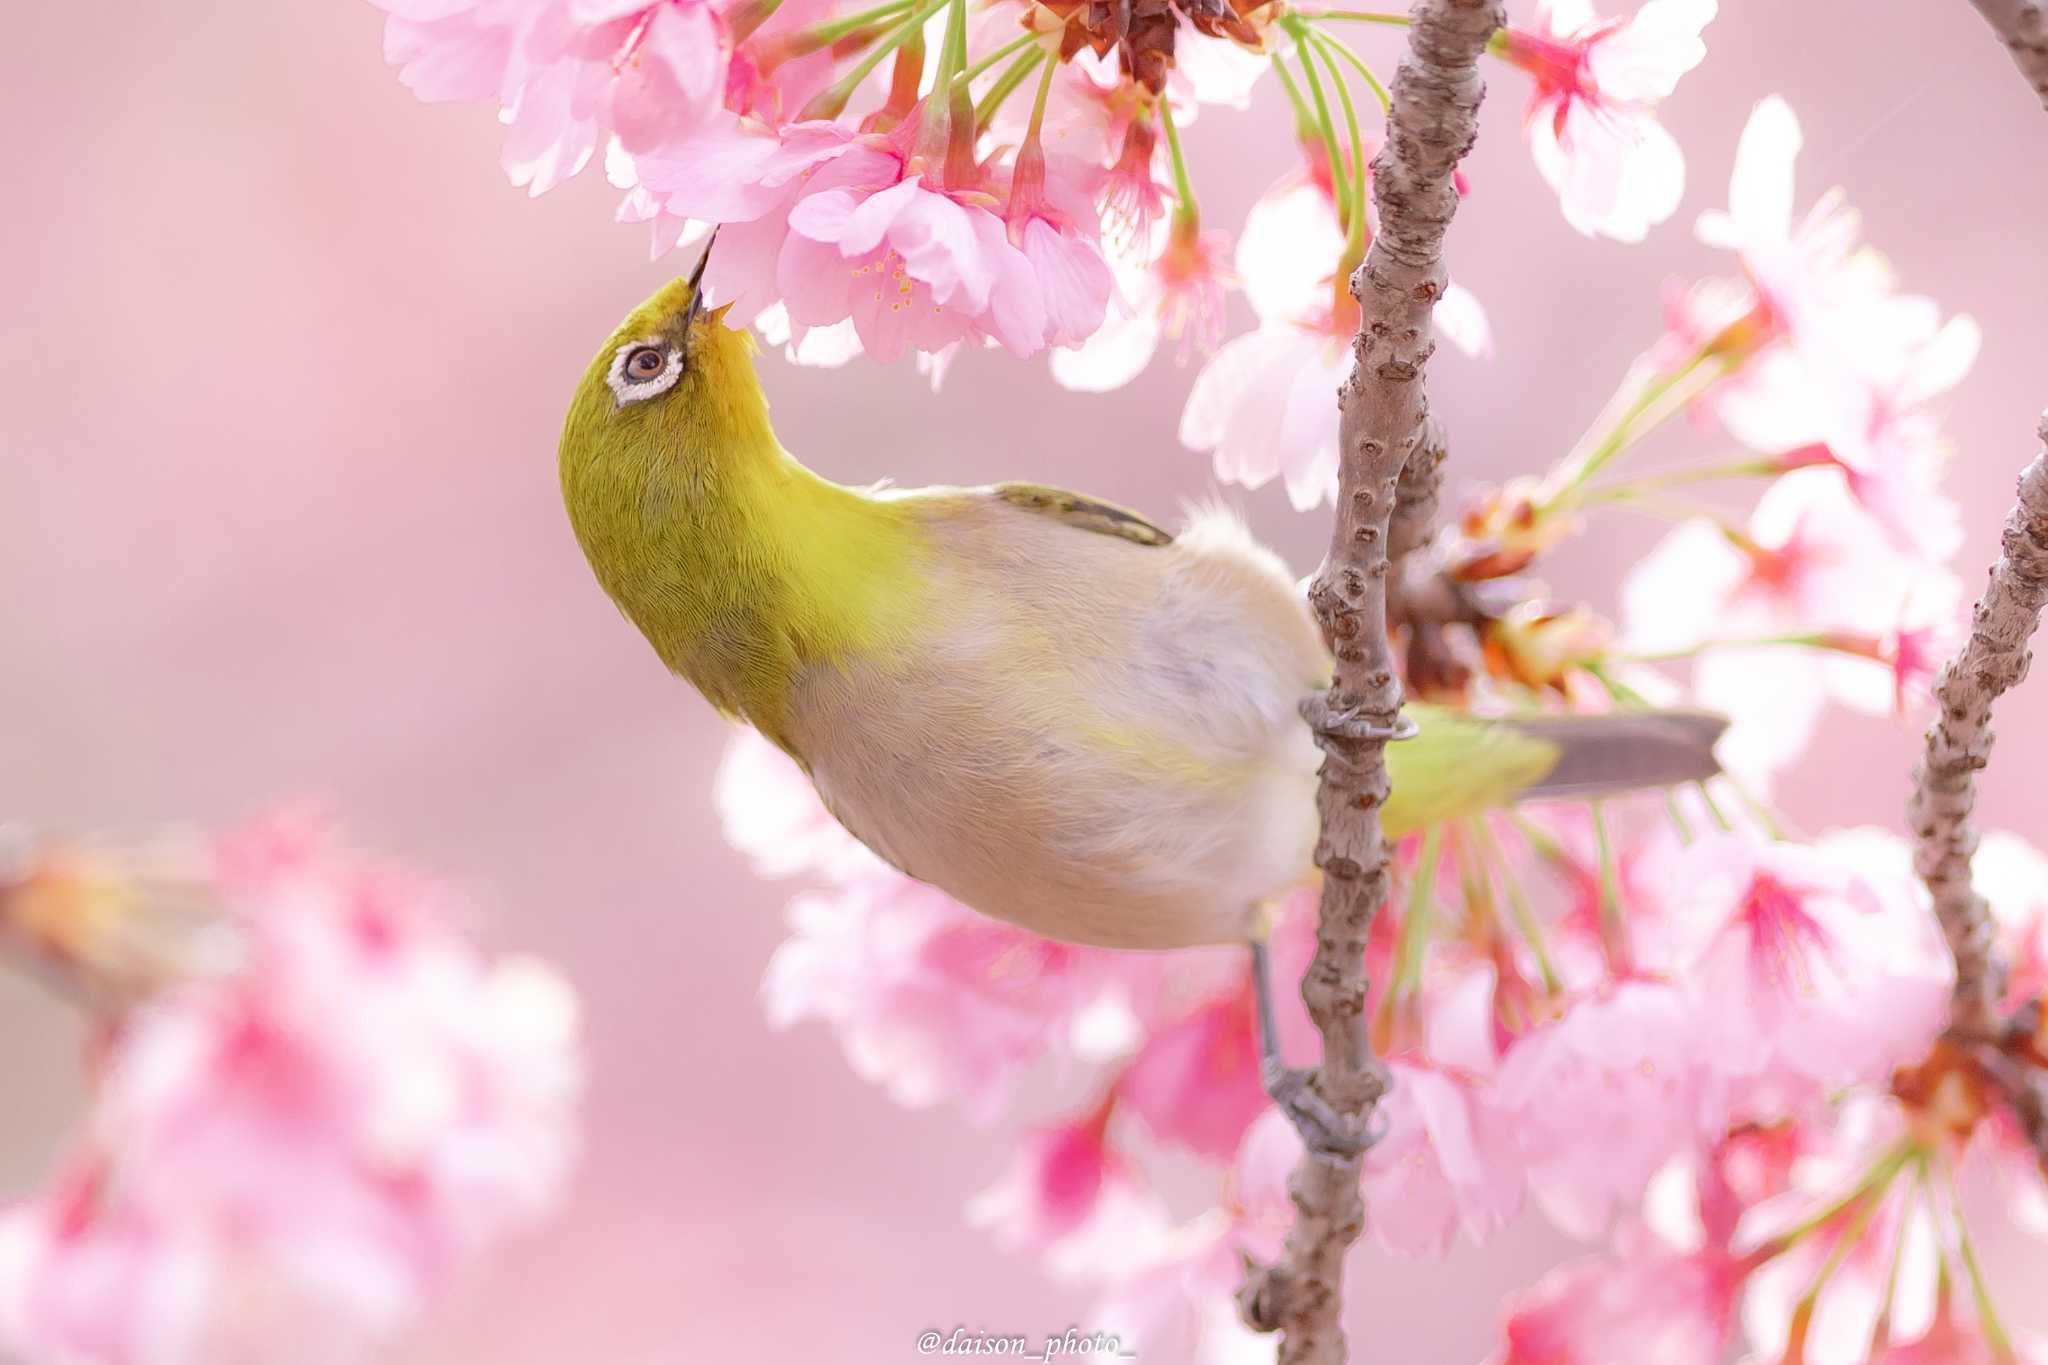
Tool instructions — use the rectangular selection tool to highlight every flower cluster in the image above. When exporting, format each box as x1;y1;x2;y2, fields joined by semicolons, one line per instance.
729;727;1289;1357
724;727;2048;1362
0;818;582;1365
365;0;1716;488
692;80;2033;1361
1614;95;1977;789
356;0;2038;1357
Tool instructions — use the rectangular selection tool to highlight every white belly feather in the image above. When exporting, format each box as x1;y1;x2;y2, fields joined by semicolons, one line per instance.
782;501;1329;950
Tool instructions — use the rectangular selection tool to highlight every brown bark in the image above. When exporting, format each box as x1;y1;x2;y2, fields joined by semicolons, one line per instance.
1911;440;2048;1041
1969;0;2048;108
1235;2;1501;1359
1387;414;1450;567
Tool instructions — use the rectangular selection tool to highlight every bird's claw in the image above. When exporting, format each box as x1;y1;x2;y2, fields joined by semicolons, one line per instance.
1297;694;1420;744
1262;1061;1377;1158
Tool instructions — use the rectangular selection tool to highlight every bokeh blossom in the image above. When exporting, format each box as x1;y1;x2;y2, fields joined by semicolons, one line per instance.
1180;170;1492;509
1667;96;1980;561
761;874;1138;1114
1500;0;1717;242
1491;1227;1742;1365
0;820;580;1365
1662;831;1951;1121
1495;977;1722;1237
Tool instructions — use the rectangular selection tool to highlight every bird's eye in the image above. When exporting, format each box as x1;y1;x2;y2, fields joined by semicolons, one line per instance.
624;346;668;381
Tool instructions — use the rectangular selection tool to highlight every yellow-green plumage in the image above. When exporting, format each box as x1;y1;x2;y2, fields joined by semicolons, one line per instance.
559;280;927;748
1381;708;1558;836
559;276;1722;949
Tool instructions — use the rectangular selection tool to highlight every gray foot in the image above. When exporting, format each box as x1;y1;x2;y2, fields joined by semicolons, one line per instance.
1262;1061;1377;1158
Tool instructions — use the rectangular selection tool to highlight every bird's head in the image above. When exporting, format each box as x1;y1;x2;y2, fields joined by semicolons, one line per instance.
559;231;776;492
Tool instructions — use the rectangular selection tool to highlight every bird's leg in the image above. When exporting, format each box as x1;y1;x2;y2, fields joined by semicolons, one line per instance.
1250;936;1374;1158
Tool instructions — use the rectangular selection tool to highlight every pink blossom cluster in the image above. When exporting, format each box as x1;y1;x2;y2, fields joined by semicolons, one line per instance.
1176;160;1496;511
698;106;2015;1357
721;710;2048;1360
356;0;2037;1356
1621;95;1979;790
0;819;581;1365
363;0;1717;458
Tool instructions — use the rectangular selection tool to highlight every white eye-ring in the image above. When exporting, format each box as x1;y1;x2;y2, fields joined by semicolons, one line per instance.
606;340;683;405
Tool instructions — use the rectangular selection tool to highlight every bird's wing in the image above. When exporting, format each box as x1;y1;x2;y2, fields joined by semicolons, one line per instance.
987;483;1175;547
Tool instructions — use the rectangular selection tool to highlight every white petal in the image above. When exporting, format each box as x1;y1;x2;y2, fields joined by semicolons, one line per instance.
1051;309;1162;392
1716;95;1802;246
1237;179;1344;328
1433;282;1494;358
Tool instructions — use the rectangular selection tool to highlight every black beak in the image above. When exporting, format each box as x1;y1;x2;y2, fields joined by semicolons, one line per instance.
682;226;720;334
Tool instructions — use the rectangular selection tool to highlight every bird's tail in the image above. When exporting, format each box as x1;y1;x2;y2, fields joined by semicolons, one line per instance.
1505;709;1728;802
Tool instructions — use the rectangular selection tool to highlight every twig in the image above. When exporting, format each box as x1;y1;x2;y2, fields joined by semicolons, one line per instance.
1910;437;2048;1041
1388;413;1450;567
1388;555;1489;696
1968;0;2048;108
1235;2;1500;1359
1972;1035;2048;1182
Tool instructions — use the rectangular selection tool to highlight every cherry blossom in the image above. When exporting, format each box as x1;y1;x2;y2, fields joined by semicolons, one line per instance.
965;1095;1136;1256
1005;151;1116;348
0;822;581;1365
1734;1103;1940;1365
1340;960;1523;1255
1363;1061;1525;1257
637;107;1116;360
1515;805;1686;981
1818;599;1960;719
1619;468;1955;781
1099;119;1171;250
776;133;1053;360
1729;303;1981;564
1225;1109;1306;1263
1688;96;1873;360
1957;832;2048;1242
1499;0;1717;242
1117;991;1269;1159
1622;470;1925;654
1976;831;2048;1009
1706;295;1980;567
1662;831;1951;1121
1872;1324;2048;1365
0;1180;215;1365
1180;324;1349;510
1086;1208;1271;1365
761;874;1140;1114
1661;95;1978;563
1049;219;1233;392
714;725;885;882
631;117;900;320
1490;1227;1743;1365
1180;171;1491;509
373;0;792;196
1495;978;1723;1237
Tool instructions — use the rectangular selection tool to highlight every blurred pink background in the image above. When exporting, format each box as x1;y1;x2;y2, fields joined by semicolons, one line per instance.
4;2;2047;1360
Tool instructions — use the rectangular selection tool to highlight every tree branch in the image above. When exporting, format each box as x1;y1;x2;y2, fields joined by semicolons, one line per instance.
1236;2;1500;1359
1968;0;2048;109
1910;435;2048;1040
